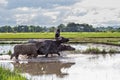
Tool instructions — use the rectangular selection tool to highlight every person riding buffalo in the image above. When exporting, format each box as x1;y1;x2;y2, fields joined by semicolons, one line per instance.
55;28;60;40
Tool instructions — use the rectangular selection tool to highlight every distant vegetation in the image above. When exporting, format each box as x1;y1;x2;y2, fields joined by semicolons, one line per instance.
1;22;120;32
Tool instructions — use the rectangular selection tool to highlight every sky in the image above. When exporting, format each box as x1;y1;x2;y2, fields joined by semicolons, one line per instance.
0;0;120;27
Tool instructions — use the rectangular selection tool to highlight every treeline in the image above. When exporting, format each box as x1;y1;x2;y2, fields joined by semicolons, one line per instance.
0;23;95;32
0;25;47;32
95;26;120;32
58;23;95;32
0;22;120;32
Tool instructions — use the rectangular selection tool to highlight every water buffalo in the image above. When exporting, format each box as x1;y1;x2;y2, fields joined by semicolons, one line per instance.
10;42;42;59
37;37;69;57
37;44;75;57
11;37;74;59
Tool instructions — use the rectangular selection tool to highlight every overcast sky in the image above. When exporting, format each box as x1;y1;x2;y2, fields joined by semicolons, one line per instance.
0;0;120;27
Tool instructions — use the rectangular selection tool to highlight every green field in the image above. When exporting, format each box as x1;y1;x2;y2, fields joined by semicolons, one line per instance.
0;32;120;45
0;32;120;39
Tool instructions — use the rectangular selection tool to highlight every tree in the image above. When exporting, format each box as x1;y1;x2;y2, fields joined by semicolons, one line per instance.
57;24;66;32
49;26;55;32
66;22;78;32
29;25;35;32
7;26;13;32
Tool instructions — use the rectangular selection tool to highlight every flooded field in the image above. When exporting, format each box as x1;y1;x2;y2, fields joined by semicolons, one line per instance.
0;44;14;55
0;43;120;80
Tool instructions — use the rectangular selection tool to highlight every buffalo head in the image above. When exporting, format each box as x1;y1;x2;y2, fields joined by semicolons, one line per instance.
56;37;69;43
58;45;75;51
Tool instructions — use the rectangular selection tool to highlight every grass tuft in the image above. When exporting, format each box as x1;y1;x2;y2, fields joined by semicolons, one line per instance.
0;67;26;80
109;49;118;53
84;47;101;54
7;50;12;55
83;47;119;54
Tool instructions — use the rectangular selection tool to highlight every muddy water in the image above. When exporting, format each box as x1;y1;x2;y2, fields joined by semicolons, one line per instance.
1;43;120;54
0;44;14;54
0;44;120;80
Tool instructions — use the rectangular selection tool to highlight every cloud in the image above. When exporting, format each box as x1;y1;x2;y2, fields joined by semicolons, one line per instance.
0;0;8;7
43;11;59;21
75;0;120;8
12;7;60;26
0;0;120;27
6;0;80;9
62;0;120;26
0;0;81;26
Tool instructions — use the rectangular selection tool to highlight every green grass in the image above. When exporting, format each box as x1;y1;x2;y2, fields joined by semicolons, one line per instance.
61;32;120;38
109;49;118;53
7;50;12;55
0;32;54;39
0;67;26;80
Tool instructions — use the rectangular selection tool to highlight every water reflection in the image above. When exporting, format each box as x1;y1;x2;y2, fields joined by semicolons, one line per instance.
0;44;14;54
1;53;120;80
0;62;14;71
12;62;75;78
71;43;120;52
88;53;116;61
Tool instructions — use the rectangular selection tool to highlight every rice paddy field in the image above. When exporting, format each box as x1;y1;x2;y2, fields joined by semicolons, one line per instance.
0;32;120;39
0;32;120;45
